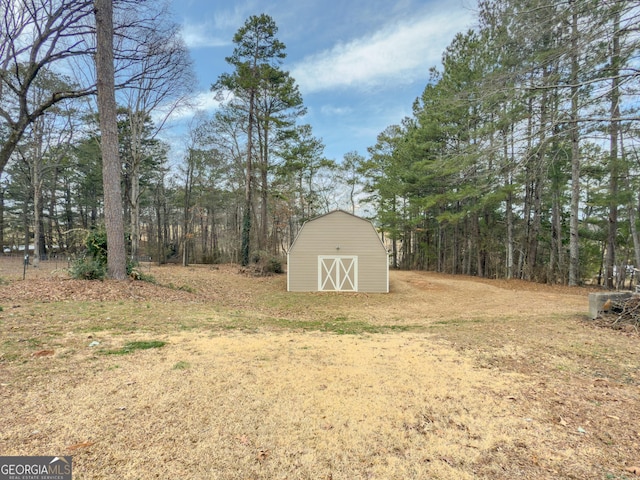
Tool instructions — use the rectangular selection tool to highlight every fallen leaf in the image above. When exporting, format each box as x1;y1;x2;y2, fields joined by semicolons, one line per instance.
67;441;95;450
32;350;54;357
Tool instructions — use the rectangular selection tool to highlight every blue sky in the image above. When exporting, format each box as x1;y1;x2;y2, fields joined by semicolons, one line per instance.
166;0;477;163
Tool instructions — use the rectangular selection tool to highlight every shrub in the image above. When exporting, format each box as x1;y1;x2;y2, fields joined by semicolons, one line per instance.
70;227;148;281
86;228;108;265
250;250;283;275
70;256;107;280
267;256;283;274
70;228;108;280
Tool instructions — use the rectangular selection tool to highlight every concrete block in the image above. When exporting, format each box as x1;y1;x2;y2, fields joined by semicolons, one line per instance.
588;292;633;319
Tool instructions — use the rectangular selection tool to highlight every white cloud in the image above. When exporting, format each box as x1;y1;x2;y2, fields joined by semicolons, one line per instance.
192;91;222;111
180;0;259;48
290;8;474;94
179;3;253;49
181;21;229;48
320;105;353;116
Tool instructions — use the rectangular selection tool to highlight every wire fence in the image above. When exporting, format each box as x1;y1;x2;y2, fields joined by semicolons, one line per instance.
0;254;158;281
0;255;70;281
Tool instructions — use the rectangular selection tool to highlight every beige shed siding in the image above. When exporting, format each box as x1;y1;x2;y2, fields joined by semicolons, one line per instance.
287;210;388;293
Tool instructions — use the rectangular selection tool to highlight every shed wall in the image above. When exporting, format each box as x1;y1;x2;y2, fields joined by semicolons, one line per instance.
287;211;388;293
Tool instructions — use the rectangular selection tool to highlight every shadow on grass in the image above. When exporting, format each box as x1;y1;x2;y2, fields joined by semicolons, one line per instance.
100;340;166;355
221;316;423;335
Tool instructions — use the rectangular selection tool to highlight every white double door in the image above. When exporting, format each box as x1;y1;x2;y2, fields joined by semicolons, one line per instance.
318;256;358;292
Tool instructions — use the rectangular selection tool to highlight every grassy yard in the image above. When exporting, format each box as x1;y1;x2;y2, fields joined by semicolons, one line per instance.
0;260;638;479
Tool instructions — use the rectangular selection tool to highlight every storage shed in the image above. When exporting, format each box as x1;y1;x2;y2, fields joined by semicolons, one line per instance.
287;210;389;293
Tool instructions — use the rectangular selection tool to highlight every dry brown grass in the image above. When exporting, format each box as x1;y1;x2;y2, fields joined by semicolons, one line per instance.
0;258;639;479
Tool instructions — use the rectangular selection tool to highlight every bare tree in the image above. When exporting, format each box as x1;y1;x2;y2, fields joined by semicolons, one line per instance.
341;151;365;215
16;83;76;267
0;0;192;181
0;0;94;176
213;14;286;266
119;16;194;260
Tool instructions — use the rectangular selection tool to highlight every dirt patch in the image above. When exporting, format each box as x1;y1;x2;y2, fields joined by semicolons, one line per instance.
0;260;638;479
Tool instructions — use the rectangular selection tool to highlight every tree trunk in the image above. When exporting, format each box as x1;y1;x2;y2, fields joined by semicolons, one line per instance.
525;63;551;282
130;158;141;260
22;183;31;262
550;189;565;283
260;125;269;252
0;184;4;252
32;169;42;267
49;167;61;257
30;117;44;267
241;89;255;266
155;184;165;265
64;180;74;250
605;6;621;289
391;198;398;269
504;126;514;279
568;0;581;286
128;109;143;261
630;190;640;269
94;0;126;280
182;150;194;267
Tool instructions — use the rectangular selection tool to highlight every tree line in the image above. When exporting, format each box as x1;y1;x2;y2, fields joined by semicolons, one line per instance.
2;0;639;287
362;0;640;287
